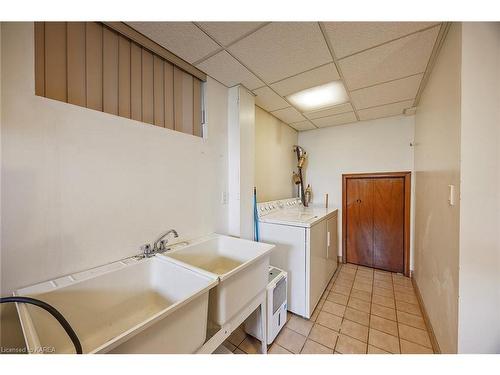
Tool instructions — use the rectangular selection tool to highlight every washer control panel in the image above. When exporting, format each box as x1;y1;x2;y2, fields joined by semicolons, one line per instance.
257;198;302;218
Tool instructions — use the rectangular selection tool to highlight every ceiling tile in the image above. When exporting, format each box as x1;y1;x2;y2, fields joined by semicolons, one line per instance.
196;22;267;47
270;63;340;96
196;51;264;90
126;22;220;63
311;112;357;128
358;100;415;121
270;107;306;124
350;74;423;109
304;102;354;119
323;22;440;58
339;26;439;90
229;22;332;83
253;86;290;112
289;120;316;131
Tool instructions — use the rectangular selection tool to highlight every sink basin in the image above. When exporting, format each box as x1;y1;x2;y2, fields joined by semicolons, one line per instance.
162;234;274;326
14;256;217;354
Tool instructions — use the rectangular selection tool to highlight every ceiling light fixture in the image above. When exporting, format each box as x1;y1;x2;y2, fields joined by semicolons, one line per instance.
286;81;349;112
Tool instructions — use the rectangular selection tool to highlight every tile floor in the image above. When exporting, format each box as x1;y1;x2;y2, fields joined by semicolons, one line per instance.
220;263;435;354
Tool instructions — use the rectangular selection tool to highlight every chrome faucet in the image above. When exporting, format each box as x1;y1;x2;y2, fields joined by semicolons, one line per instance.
140;229;179;258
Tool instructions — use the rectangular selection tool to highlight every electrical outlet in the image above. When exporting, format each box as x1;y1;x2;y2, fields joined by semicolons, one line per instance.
221;191;228;205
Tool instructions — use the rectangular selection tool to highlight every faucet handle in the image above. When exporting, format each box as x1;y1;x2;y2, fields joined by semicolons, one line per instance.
140;243;153;257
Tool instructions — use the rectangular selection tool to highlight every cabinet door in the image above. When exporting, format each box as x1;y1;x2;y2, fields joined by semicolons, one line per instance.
346;178;374;267
373;178;404;272
308;220;328;316
327;214;338;276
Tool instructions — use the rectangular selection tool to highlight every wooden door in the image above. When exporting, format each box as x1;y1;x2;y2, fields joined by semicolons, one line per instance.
346;178;374;267
343;172;410;275
373;178;404;272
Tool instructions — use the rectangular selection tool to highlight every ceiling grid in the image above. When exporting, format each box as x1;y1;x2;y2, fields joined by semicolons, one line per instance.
126;21;449;131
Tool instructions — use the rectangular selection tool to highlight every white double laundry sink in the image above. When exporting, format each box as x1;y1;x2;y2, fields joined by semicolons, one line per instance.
14;234;274;354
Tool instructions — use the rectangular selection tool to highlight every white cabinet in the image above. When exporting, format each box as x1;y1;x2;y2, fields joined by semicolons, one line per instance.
327;212;339;278
308;219;328;317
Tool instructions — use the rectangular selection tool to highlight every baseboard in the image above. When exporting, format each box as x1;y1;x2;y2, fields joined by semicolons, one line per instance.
410;271;441;354
337;255;343;264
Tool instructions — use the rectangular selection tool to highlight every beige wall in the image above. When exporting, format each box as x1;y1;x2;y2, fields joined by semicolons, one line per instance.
298;115;415;258
254;106;298;202
413;23;461;353
0;23;229;348
458;22;500;353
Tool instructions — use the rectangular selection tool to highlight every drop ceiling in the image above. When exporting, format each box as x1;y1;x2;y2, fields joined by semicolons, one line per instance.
127;22;446;131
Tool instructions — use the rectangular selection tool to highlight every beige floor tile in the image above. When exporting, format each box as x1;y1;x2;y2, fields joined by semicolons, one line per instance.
396;310;426;330
300;339;334;354
373;286;394;298
316;310;343;331
350;289;372;302
355;275;373;285
356;271;374;280
269;343;293;354
374;272;392;282
337;272;355;281
335;277;354;287
322;300;346;317
392;276;412;287
327;292;349;305
286;315;313;336
372;294;395;309
369;315;398;337
371;303;397;321
367;344;390;354
396;300;422;316
357;265;373;272
343;263;358;270
308;324;339;349
239;335;263;354
227;326;247;346
374;280;393;290
398;323;432;348
335;334;367;354
395;291;419;305
348;296;371;313
332;284;351;296
340;319;369;342
400;339;434;354
393;284;415;295
353;281;372;293
287;311;292;322
234;348;245;354
344;307;370;326
368;328;400;353
275;327;307;354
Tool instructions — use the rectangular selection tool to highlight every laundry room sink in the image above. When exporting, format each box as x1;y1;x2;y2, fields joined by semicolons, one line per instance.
14;256;217;354
161;234;274;326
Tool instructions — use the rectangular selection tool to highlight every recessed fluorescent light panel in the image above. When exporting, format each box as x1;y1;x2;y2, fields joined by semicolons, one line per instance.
286;81;349;112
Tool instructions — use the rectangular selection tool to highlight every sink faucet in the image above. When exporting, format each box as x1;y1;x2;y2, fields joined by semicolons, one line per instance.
140;229;179;258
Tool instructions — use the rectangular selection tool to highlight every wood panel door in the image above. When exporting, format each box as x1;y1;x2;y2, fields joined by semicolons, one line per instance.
373;178;404;272
346;178;374;267
343;172;410;275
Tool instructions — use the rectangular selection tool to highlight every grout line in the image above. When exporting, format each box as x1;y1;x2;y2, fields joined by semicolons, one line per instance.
336;23;442;61
349;72;424;93
317;22;360;122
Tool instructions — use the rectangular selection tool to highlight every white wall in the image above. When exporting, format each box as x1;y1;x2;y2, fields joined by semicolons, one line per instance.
255;106;298;202
0;23;229;346
298;115;415;258
413;23;461;354
227;86;255;240
458;22;500;353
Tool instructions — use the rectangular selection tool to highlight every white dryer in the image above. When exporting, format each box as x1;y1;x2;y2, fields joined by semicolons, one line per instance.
257;198;338;319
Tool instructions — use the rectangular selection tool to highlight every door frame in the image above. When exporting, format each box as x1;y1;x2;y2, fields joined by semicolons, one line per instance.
342;171;411;276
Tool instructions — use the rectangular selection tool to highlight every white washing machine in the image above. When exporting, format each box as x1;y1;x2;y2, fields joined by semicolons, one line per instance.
257;198;339;319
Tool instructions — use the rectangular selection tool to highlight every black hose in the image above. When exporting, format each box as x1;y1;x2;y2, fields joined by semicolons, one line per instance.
0;296;83;354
